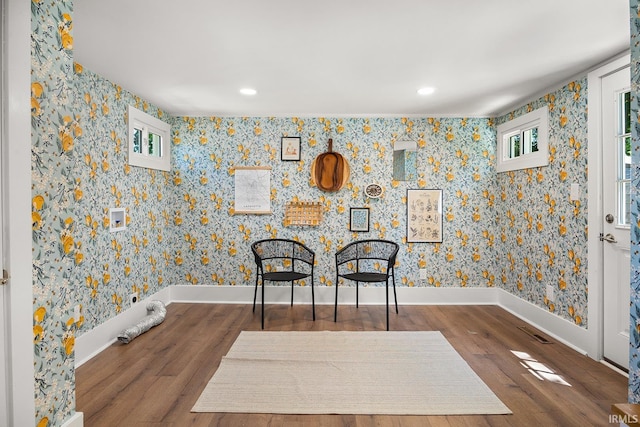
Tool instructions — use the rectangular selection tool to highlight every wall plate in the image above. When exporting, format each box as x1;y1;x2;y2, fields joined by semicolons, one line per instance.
109;207;126;232
364;183;383;198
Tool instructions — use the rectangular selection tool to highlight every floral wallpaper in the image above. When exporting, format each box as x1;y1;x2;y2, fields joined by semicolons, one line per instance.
29;0;609;425
68;74;506;330
72;68;170;330
495;81;589;328
168;115;498;294
629;0;640;403
31;0;78;425
163;78;589;330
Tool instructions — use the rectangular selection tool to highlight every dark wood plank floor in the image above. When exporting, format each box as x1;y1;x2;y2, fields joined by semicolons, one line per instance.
75;303;627;426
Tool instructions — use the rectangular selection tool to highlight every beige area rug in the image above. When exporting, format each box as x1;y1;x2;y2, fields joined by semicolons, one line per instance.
192;331;512;415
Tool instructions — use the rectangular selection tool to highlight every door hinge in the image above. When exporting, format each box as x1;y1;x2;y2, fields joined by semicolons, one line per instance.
0;269;8;285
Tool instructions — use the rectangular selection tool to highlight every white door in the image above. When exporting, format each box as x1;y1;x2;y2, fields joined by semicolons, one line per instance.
3;1;36;424
602;65;631;370
0;9;7;422
0;189;6;424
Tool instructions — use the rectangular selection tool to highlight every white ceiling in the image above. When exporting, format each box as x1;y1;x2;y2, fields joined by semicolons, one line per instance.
74;0;630;118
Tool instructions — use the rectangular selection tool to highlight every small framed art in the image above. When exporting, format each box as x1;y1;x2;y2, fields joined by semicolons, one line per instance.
407;189;443;243
349;207;370;232
281;136;301;161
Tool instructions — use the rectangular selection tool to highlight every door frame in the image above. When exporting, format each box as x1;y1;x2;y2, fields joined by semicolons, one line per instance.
587;52;631;362
3;0;36;425
0;0;7;422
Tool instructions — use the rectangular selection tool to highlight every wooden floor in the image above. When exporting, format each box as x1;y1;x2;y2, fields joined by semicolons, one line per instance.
76;303;627;426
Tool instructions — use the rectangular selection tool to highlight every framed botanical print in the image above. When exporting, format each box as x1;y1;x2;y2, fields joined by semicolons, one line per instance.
281;136;301;161
406;189;443;243
349;207;370;232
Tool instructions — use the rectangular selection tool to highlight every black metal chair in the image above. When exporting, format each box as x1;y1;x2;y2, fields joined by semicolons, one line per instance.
251;238;315;329
334;239;399;330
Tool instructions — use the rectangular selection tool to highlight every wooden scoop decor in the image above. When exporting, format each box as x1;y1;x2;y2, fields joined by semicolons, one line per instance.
312;138;350;192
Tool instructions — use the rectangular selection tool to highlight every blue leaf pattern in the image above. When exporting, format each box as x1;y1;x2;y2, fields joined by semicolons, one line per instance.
30;0;628;424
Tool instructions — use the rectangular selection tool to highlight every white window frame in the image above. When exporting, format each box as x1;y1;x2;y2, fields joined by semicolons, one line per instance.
615;88;631;228
128;105;171;171
496;106;549;172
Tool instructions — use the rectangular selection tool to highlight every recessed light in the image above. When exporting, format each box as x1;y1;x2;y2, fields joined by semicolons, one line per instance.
417;87;435;96
240;88;257;96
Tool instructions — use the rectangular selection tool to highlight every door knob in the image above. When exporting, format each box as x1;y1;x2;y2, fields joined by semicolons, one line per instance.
602;233;617;243
605;214;614;223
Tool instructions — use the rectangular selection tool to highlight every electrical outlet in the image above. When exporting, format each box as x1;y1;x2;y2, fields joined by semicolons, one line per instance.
419;269;427;280
129;292;139;305
73;305;81;323
546;285;554;302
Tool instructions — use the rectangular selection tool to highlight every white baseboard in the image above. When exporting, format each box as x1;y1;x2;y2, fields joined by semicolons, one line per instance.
497;289;590;356
75;287;171;367
169;284;499;305
61;412;83;427
76;285;593;369
395;286;498;305
170;284;256;303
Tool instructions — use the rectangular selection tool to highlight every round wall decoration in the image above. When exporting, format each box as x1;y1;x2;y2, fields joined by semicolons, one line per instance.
364;183;383;198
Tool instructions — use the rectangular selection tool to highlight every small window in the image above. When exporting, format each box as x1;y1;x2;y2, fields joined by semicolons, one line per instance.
496;107;548;172
616;90;631;227
128;105;171;171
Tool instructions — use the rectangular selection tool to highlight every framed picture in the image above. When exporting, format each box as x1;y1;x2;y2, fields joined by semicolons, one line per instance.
281;136;301;161
233;166;272;215
407;189;443;243
349;207;370;232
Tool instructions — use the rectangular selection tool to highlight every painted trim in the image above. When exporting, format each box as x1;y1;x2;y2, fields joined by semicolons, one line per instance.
496;106;549;172
497;289;589;355
170;284;256;304
586;54;632;361
170;284;499;306
127;105;171;171
4;0;36;425
75;288;171;366
61;412;83;427
76;285;592;369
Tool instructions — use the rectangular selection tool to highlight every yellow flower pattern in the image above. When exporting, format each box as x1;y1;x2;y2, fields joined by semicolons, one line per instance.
30;0;596;420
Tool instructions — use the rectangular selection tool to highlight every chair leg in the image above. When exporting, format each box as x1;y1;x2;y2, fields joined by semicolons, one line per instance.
311;278;316;321
392;274;398;314
334;275;339;322
356;282;359;308
261;279;265;330
386;279;389;331
290;280;294;306
253;273;259;312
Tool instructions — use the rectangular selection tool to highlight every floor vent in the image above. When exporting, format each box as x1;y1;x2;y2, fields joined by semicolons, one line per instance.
518;326;553;344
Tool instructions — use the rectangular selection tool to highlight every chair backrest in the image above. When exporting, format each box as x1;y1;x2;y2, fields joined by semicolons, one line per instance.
335;239;399;270
252;239;315;270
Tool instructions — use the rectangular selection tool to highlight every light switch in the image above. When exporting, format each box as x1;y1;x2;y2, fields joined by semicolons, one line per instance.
570;183;580;201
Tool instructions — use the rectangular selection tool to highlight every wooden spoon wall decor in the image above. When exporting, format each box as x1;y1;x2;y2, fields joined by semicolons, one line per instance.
312;138;350;192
